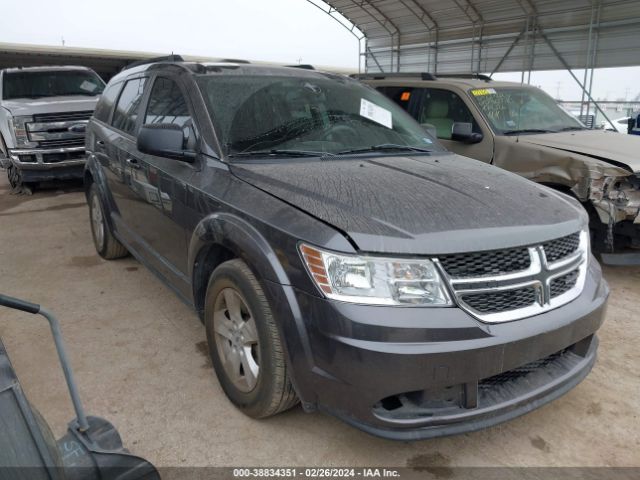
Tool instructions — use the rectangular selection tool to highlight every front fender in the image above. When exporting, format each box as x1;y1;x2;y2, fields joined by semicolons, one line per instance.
188;213;321;405
188;212;290;286
84;155;119;232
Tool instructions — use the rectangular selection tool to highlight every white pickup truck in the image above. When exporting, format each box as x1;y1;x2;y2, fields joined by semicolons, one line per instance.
0;66;105;191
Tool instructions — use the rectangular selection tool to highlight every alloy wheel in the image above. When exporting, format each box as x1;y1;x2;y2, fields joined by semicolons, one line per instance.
212;287;260;392
91;193;105;251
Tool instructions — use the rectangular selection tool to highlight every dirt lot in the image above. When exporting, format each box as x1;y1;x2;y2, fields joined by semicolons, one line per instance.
0;173;638;469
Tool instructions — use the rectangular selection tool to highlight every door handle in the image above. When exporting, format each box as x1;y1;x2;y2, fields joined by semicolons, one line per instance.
126;158;141;170
96;140;106;150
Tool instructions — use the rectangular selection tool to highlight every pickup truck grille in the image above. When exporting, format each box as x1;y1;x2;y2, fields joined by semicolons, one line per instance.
32;110;93;123
38;138;85;148
26;111;92;149
438;231;588;323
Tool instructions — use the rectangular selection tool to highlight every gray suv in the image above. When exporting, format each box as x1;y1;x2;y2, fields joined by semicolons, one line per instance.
84;59;608;439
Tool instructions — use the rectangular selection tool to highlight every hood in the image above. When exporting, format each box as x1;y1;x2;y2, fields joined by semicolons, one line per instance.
2;95;99;116
517;130;640;172
231;154;586;255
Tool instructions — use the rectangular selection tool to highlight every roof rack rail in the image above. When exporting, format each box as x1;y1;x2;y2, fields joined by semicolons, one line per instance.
439;73;492;82
219;58;251;64
351;72;437;81
122;54;184;71
286;64;315;70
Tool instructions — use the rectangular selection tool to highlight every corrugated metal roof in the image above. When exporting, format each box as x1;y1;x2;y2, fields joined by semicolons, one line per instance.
319;0;640;74
0;42;354;80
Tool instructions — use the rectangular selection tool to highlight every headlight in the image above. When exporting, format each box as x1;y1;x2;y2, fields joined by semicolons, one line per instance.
8;116;35;147
299;244;452;306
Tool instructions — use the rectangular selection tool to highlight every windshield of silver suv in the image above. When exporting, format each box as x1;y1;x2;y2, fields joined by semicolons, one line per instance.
2;70;105;100
196;75;445;157
470;87;586;135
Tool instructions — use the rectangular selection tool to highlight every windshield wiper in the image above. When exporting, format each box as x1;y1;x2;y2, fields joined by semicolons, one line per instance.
229;149;335;158
335;144;433;155
502;129;554;135
555;126;587;132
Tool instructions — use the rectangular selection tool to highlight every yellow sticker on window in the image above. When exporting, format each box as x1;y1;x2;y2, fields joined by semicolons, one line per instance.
471;88;496;96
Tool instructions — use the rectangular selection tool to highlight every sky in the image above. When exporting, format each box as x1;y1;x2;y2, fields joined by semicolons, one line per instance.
0;0;361;68
1;0;638;101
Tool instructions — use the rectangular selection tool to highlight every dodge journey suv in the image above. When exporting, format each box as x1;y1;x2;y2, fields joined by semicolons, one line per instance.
84;59;608;440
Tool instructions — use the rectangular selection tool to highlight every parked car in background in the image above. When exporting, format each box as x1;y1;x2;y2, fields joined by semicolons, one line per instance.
83;59;607;440
605;116;631;133
629;112;640;135
360;73;640;254
0;66;105;192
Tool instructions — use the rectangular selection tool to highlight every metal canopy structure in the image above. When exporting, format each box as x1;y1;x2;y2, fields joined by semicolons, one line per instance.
314;0;640;76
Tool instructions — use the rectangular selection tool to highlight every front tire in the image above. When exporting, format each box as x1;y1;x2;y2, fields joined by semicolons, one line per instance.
88;184;128;259
7;163;21;189
204;259;298;418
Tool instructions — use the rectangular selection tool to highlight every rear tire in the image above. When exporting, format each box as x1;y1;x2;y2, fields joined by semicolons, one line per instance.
88;183;128;259
204;259;298;418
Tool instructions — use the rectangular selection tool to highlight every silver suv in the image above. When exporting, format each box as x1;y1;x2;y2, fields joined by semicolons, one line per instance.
0;66;105;191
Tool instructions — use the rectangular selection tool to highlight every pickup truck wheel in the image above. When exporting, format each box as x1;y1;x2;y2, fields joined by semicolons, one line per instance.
7;164;21;189
89;184;128;260
204;259;298;418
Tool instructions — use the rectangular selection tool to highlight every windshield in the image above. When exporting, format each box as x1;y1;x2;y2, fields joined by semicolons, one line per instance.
196;73;444;157
470;87;586;135
2;70;105;100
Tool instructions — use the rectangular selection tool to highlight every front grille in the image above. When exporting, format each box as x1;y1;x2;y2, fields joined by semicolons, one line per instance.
542;233;580;263
479;348;568;389
38;138;85;149
32;110;93;123
550;269;579;298
42;151;85;163
461;287;536;313
439;231;587;323
438;248;530;278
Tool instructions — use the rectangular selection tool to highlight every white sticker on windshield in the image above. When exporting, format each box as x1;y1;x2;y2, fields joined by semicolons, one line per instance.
360;98;392;129
79;80;98;92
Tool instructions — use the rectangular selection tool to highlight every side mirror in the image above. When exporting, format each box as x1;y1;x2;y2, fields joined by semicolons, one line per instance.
451;122;483;144
137;123;196;162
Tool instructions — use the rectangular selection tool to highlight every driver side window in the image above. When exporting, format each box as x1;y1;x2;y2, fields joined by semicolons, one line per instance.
145;77;196;149
418;88;480;140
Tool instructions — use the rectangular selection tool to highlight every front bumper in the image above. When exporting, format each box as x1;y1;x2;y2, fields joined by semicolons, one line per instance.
267;257;608;440
8;147;86;182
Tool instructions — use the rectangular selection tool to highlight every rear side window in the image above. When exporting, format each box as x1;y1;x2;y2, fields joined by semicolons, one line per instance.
112;78;147;135
93;81;122;123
